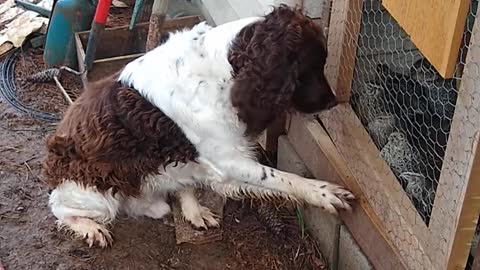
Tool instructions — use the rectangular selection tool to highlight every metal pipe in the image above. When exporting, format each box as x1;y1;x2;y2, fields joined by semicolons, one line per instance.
14;0;51;17
129;0;145;30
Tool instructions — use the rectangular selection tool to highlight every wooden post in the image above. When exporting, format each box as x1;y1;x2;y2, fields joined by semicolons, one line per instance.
145;0;168;51
444;132;480;269
324;0;363;102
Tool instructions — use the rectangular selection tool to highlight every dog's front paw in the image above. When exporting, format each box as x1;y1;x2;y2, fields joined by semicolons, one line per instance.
302;180;355;215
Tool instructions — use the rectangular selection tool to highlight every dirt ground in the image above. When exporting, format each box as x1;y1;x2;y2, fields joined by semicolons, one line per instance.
0;1;327;269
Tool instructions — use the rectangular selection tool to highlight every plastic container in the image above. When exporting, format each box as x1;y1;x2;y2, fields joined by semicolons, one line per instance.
43;0;97;67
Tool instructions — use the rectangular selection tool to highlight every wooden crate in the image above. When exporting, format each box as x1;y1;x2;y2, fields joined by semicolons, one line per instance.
74;16;202;87
287;0;480;269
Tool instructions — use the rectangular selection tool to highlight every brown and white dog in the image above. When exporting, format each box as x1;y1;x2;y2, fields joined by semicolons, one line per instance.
42;6;355;247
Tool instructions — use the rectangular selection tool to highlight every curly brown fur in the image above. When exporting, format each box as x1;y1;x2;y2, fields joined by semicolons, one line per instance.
42;74;198;197
228;5;336;136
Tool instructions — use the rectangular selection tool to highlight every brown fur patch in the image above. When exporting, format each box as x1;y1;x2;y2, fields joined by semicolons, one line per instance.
42;74;197;197
228;5;336;136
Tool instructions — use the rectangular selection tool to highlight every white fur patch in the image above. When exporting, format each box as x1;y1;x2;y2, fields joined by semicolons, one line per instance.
49;180;120;224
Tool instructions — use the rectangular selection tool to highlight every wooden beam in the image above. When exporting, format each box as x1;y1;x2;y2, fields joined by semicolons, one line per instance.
431;3;480;267
324;0;363;102
145;0;169;51
445;132;480;270
287;113;407;270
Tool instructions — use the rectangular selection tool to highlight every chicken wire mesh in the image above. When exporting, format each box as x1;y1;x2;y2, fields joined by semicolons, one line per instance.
349;0;478;226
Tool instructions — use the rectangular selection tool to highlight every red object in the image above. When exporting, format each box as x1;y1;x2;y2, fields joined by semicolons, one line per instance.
93;0;112;24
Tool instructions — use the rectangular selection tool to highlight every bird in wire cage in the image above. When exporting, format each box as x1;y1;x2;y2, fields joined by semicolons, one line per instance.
351;80;388;124
381;132;437;220
400;172;425;201
380;132;423;178
376;64;430;117
376;62;446;188
409;58;458;119
367;114;396;149
42;6;354;247
408;58;457;172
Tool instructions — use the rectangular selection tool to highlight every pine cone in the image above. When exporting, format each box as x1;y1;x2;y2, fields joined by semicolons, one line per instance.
26;68;61;83
255;204;286;238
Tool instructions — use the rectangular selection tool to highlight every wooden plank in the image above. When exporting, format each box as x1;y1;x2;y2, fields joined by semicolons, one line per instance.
145;0;169;52
324;0;363;102
445;133;480;270
430;4;480;267
382;0;470;79
287;113;407;270
318;104;434;270
87;56;141;83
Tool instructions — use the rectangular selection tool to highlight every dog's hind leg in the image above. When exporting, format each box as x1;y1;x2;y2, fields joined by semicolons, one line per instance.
49;181;119;247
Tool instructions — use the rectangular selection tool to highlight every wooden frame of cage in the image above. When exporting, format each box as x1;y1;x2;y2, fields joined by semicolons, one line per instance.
286;0;480;269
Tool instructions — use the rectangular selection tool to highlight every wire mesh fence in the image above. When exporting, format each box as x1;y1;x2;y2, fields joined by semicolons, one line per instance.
349;0;478;226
